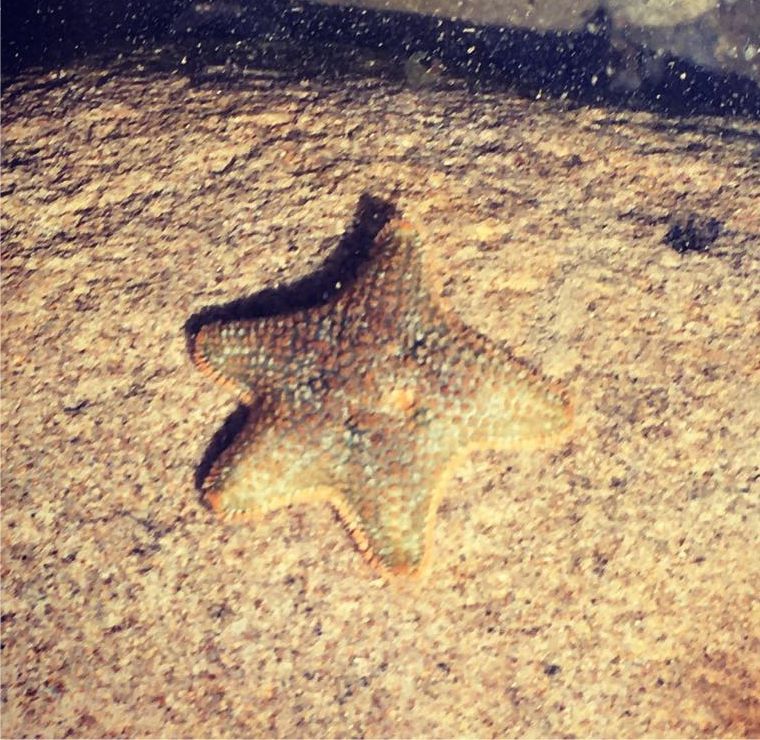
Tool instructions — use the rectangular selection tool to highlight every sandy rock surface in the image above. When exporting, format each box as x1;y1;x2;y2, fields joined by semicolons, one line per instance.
2;56;758;737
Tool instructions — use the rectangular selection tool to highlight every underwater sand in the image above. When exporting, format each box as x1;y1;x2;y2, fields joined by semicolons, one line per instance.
2;54;758;737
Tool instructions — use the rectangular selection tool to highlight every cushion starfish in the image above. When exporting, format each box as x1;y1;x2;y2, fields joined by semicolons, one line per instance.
189;198;572;578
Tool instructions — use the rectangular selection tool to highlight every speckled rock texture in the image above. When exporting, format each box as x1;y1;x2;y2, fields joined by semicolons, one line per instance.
2;54;758;737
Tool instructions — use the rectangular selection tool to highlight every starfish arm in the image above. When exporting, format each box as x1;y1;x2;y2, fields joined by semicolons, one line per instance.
443;346;572;450
329;416;437;576
190;219;426;403
191;306;338;404
203;398;339;515
331;351;571;577
407;297;572;450
201;394;441;577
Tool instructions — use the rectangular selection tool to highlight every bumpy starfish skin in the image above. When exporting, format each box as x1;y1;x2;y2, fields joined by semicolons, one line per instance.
191;218;571;577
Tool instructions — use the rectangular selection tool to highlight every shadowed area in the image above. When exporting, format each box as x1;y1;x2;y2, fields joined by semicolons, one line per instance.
185;193;397;335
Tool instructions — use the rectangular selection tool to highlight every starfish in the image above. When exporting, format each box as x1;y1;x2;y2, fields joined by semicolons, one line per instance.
188;198;572;578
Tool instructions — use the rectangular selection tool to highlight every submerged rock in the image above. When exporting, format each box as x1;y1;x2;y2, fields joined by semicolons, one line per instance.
314;0;760;82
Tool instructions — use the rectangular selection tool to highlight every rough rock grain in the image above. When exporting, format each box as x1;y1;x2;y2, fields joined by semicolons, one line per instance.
2;55;758;738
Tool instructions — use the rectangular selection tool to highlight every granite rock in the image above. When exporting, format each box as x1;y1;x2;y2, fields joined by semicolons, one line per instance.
1;50;758;738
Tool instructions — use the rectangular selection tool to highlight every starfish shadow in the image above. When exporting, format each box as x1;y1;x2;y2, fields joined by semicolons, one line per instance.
184;193;397;335
193;404;250;494
186;192;399;500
